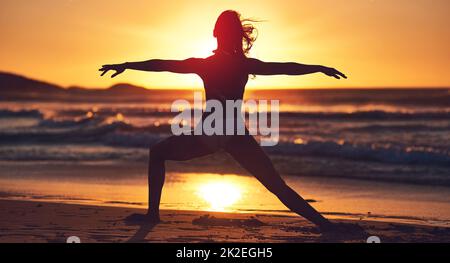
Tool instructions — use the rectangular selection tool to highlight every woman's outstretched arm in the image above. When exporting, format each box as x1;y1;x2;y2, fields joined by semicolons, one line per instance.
99;58;202;78
247;58;347;79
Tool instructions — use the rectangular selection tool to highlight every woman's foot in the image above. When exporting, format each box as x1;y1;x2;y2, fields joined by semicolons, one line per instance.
125;213;161;224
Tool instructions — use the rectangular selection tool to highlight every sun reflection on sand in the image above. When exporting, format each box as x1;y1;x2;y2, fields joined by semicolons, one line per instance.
197;181;243;212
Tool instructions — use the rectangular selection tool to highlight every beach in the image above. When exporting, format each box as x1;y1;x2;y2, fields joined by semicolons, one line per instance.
1;160;450;243
2;199;450;243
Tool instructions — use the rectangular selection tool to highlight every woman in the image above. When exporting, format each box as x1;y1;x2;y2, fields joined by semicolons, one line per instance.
99;10;347;231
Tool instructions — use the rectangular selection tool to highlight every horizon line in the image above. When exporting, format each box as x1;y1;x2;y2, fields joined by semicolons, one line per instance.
2;70;449;91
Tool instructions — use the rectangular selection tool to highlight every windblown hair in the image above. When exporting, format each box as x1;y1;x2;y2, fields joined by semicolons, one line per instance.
213;10;258;57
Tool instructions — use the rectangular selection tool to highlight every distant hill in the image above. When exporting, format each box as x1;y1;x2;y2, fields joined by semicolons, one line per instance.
0;72;177;101
0;72;63;94
0;71;152;93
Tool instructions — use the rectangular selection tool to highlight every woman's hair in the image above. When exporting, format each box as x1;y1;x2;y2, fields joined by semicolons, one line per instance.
213;10;258;56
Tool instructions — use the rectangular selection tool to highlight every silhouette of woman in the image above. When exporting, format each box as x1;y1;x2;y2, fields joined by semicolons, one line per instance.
100;10;347;231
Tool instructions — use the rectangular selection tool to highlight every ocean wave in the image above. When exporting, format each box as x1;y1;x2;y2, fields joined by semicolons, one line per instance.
101;132;165;148
0;109;43;118
57;108;176;118
0;120;132;143
0;145;148;161
0;116;170;147
343;124;450;132
58;108;450;121
0;116;449;166
280;110;450;120
267;140;450;167
3;107;450;122
38;116;101;128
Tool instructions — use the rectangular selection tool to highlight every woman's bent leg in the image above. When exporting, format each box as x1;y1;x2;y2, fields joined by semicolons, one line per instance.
147;135;218;220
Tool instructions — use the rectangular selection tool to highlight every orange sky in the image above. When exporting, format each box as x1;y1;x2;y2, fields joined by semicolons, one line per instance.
1;0;449;89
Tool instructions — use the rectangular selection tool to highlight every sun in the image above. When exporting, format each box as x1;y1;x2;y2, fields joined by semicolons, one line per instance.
192;37;217;58
197;181;242;211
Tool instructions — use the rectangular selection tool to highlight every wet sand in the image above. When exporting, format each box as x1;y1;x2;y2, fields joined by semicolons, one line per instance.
2;160;450;229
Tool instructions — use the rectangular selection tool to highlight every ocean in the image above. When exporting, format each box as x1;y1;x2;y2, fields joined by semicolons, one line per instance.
1;88;449;185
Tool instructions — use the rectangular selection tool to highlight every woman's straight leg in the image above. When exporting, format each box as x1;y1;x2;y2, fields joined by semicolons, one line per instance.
224;135;331;228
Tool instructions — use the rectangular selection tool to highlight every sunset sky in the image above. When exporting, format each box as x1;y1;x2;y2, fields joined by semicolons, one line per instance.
1;0;449;89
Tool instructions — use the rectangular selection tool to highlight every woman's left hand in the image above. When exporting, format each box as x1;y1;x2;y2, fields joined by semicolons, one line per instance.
99;63;126;78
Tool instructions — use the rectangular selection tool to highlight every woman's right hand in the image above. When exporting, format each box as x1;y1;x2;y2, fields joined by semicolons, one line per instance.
320;66;347;79
99;63;126;78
